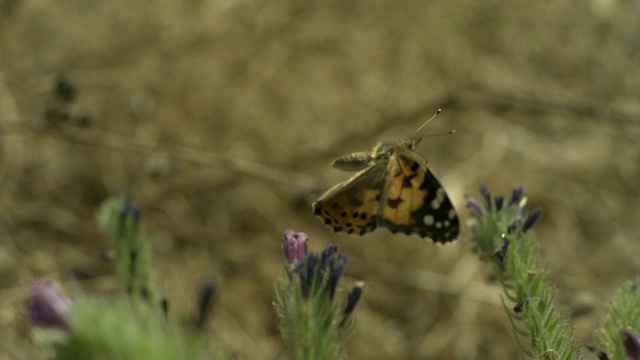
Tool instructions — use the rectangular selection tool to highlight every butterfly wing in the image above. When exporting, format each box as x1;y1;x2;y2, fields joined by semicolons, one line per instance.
376;147;459;243
313;161;387;235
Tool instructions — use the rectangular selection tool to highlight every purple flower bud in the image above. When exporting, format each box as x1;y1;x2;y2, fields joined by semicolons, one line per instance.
522;208;542;233
494;195;504;211
195;279;217;330
303;254;320;298
479;183;492;208
283;230;308;264
29;281;70;330
508;186;524;207
323;243;338;257
493;238;510;262
286;238;348;300
621;329;640;360
327;254;347;299
343;282;364;317
340;281;364;328
320;243;338;269
464;195;484;217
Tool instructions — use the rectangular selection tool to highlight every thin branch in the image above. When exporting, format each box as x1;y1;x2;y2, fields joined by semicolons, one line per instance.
55;127;320;190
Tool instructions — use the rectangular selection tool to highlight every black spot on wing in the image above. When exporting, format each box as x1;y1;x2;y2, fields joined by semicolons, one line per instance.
386;197;402;209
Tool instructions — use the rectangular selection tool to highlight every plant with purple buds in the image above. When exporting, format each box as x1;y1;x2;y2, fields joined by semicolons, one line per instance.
28;196;229;360
595;282;640;360
275;230;364;360
465;184;581;359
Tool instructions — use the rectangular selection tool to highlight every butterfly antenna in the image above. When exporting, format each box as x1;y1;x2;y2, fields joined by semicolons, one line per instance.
412;108;441;136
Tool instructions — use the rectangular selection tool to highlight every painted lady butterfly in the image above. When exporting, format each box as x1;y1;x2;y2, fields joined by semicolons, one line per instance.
312;115;459;243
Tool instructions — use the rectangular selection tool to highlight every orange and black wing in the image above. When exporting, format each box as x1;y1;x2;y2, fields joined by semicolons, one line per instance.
313;163;387;235
376;149;459;243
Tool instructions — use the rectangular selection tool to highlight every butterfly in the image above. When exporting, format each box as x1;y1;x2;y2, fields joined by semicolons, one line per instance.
312;114;459;243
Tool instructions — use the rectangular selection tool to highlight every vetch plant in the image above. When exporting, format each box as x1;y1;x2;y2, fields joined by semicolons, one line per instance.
275;230;364;360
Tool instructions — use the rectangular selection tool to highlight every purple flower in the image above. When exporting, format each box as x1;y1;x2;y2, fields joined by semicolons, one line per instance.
465;195;484;217
522;208;542;233
326;253;347;299
293;252;319;298
621;329;640;360
494;195;504;211
195;278;217;330
29;281;70;330
320;243;338;268
493;238;511;262
340;281;364;327
290;242;348;300
479;183;492;208
343;281;364;317
283;230;308;264
508;186;524;207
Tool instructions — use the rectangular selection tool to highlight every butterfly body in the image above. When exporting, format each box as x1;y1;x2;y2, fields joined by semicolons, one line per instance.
312;138;459;243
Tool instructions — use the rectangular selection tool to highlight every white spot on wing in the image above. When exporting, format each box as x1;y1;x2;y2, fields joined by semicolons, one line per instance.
423;215;435;226
448;209;456;219
431;187;446;210
431;199;440;209
435;221;442;229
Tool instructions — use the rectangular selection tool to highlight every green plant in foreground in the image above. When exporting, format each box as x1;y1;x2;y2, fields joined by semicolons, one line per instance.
466;184;582;359
275;230;364;360
466;184;640;360
96;196;155;301
596;282;640;360
28;191;640;359
29;196;227;360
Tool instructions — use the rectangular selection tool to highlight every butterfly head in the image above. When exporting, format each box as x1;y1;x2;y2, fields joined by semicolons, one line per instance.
406;137;422;149
373;138;422;160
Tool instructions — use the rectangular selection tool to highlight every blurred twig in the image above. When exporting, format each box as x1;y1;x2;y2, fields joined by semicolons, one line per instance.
54;127;320;190
439;89;640;126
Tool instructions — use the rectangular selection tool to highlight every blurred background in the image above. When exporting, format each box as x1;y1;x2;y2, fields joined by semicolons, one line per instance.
1;0;639;359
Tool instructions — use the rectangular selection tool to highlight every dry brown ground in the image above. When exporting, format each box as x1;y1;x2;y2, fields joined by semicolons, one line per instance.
0;1;639;359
